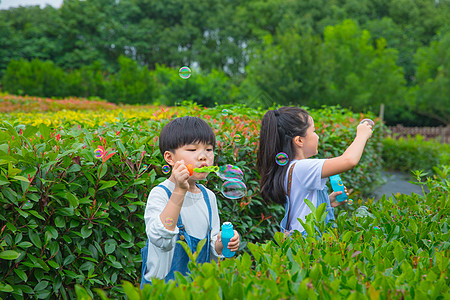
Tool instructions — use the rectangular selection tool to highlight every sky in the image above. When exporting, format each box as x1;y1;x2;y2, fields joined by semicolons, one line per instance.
0;0;63;10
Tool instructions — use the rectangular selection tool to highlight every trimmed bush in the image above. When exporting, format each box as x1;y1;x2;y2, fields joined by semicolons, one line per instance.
382;135;450;174
78;165;450;299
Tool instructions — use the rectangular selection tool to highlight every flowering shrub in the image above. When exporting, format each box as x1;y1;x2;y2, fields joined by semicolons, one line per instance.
0;98;384;298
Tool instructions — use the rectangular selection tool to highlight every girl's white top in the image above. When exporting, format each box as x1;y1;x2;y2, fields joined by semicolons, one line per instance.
284;159;328;232
143;179;221;281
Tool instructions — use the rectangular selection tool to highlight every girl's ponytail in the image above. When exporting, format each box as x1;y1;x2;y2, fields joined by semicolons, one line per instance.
257;107;310;204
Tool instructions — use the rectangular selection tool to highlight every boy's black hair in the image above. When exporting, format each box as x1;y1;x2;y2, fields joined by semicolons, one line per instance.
159;116;216;154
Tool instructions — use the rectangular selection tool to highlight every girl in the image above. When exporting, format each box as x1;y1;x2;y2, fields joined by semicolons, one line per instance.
257;107;373;234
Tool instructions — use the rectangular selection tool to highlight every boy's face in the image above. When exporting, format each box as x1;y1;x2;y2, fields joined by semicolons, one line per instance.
165;142;215;180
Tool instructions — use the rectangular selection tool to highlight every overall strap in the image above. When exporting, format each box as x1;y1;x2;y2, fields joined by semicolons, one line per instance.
156;185;184;228
285;162;297;231
196;184;212;232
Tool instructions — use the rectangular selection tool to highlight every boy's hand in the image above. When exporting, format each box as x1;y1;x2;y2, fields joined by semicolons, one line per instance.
215;230;240;254
172;160;190;191
329;187;353;207
227;230;240;252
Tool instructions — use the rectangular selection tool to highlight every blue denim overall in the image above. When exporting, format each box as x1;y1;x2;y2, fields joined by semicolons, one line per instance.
140;184;212;288
280;184;335;236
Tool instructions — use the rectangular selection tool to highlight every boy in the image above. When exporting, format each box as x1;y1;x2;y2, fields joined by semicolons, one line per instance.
141;116;240;287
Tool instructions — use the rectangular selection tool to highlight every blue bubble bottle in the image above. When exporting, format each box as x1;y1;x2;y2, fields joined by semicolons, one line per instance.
221;222;235;258
329;174;348;202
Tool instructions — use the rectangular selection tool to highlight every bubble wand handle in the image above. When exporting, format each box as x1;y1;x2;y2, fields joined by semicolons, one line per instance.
186;164;219;176
193;166;220;173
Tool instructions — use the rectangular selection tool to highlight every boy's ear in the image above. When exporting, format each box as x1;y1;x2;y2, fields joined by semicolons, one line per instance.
163;150;176;166
293;136;303;148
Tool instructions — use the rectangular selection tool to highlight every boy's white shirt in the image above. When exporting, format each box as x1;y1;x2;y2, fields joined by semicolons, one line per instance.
284;159;328;233
143;179;221;281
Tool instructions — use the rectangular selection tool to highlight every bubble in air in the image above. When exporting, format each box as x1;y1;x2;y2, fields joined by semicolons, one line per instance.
347;199;353;205
179;66;191;79
162;165;171;174
373;226;380;231
233;134;242;143
221;179;247;199
94;147;105;159
23;200;32;209
360;119;374;126
275;152;289;166
222;109;229;116
216;164;244;181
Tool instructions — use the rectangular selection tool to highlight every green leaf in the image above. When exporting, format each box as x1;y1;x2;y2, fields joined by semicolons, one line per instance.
54;216;65;228
122;281;141;299
28;210;45;221
28;229;42;249
0;282;14;292
104;239;117;255
75;285;92;300
81;225;93;238
98;164;108;180
99;180;117;191
14;269;28;282
39;124;50;141
66;192;79;208
34;280;49;291
0;250;21;260
13;176;29;182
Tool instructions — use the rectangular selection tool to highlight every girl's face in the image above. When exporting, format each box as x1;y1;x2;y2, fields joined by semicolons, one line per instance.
302;116;319;158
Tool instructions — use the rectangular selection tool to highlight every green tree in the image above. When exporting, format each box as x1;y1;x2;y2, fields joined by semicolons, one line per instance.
104;56;155;104
414;31;450;125
2;58;66;97
322;20;407;117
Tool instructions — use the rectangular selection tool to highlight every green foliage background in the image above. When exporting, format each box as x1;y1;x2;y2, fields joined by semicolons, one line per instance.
0;0;449;126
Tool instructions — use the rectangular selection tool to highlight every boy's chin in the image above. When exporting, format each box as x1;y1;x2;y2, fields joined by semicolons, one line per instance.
194;173;209;180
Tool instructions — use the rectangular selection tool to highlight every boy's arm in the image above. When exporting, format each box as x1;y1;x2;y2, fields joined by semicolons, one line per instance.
159;187;187;231
159;160;190;231
144;187;180;251
321;122;373;178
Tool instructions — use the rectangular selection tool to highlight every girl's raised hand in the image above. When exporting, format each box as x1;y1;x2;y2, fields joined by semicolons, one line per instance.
356;121;373;140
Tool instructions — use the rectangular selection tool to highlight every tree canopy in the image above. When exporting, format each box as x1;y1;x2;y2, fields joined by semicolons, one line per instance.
1;0;449;125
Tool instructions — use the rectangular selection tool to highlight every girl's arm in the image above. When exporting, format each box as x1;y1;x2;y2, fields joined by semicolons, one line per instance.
321;122;373;178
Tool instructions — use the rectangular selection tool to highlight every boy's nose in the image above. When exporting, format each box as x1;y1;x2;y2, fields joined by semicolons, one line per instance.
198;151;207;160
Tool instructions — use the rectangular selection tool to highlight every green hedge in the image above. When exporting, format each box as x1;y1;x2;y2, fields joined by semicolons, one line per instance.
77;165;450;299
382;135;450;174
1;57;234;107
0;105;383;298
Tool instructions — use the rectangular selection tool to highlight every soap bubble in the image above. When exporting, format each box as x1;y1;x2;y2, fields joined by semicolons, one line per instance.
216;164;244;181
347;199;353;205
179;66;191;79
373;226;380;231
221;179;247;199
275;152;289;166
233;134;242;143
360;119;374;126
141;164;148;172
23;200;32;209
162;165;171;174
222;109;229;116
94;148;104;159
